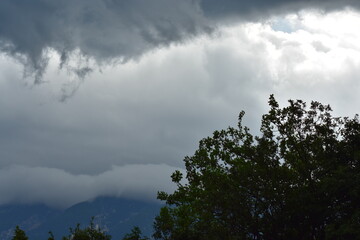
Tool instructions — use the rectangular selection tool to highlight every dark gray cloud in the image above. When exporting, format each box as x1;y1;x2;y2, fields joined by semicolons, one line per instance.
0;0;359;84
201;0;360;20
0;0;210;82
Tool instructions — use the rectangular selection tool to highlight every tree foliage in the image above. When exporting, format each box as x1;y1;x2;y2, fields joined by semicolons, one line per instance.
12;226;28;240
122;226;149;240
154;95;360;240
62;217;111;240
48;231;55;240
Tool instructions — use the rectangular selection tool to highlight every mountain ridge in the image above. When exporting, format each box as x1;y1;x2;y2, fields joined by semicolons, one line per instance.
0;197;161;240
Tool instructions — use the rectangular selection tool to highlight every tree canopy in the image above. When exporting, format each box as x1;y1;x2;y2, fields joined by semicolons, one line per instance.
62;217;111;240
12;226;28;240
154;95;360;240
122;226;149;240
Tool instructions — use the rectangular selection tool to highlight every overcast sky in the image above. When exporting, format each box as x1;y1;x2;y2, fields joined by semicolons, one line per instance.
1;0;360;208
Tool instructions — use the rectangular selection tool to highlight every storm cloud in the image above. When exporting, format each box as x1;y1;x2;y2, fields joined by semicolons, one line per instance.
0;0;359;84
0;0;210;83
201;0;360;19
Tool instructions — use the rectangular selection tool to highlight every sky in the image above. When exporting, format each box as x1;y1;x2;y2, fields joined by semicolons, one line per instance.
1;0;360;208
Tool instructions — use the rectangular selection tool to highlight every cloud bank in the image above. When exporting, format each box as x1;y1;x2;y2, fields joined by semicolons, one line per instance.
0;164;181;208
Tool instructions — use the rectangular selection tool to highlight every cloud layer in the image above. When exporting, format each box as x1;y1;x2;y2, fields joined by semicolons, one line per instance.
1;5;360;207
0;0;210;82
1;0;359;83
201;0;360;19
0;164;181;208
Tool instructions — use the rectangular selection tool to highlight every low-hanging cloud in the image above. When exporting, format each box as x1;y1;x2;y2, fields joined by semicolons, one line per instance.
0;0;359;85
0;164;182;208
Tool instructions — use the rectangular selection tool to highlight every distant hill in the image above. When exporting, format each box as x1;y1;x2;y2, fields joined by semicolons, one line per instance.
0;197;162;240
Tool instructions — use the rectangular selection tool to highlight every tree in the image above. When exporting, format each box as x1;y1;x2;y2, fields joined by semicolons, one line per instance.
62;217;111;240
154;95;360;240
12;226;28;240
48;231;55;240
122;226;149;240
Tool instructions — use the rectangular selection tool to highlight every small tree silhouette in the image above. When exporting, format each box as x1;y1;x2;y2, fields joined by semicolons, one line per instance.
12;226;28;240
